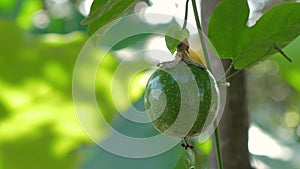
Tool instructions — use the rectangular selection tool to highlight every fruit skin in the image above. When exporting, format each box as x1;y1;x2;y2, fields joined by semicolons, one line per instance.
144;60;217;138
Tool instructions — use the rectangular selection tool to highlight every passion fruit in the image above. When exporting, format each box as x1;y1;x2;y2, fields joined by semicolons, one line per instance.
144;57;218;138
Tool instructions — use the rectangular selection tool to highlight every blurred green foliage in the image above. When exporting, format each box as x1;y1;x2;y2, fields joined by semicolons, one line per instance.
248;36;300;139
0;1;92;168
0;19;91;168
0;0;300;169
248;36;300;168
0;0;87;34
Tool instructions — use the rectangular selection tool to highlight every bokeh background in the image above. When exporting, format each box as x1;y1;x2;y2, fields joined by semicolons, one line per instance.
0;0;300;169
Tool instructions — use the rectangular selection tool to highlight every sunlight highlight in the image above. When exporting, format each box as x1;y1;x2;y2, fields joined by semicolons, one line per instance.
248;124;292;160
78;0;94;16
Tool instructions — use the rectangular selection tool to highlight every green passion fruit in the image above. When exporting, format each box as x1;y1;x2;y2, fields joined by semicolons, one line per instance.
144;59;218;138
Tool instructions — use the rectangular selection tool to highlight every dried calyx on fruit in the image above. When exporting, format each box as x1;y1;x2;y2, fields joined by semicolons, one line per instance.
144;40;218;138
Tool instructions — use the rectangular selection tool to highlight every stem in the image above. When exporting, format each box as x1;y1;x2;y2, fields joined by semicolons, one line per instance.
217;62;234;83
274;43;292;62
191;1;223;169
223;60;253;82
182;137;194;149
191;0;211;69
224;62;234;77
214;121;224;169
182;0;190;30
217;68;243;85
225;69;243;80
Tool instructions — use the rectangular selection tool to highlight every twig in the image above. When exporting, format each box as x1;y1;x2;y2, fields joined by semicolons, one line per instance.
182;0;190;30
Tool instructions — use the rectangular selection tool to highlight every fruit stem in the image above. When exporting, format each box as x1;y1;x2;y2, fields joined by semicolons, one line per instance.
181;137;194;150
191;0;211;70
191;1;224;169
182;0;190;30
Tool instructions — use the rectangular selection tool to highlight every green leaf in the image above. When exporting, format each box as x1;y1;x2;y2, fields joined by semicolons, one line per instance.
165;25;190;54
173;148;208;169
81;0;138;36
111;33;152;51
208;0;249;58
208;1;300;69
173;149;195;169
234;3;300;69
81;0;111;25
